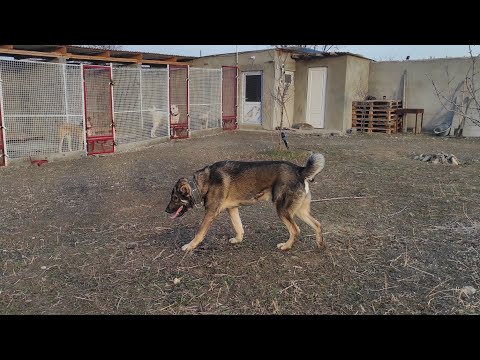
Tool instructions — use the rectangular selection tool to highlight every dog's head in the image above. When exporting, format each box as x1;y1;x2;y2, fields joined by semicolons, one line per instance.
170;104;179;116
165;178;193;219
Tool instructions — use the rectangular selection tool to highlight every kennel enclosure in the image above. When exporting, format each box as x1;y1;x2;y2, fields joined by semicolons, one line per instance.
0;58;238;166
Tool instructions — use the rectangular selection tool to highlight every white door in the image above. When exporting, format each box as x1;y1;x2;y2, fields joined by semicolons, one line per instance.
242;71;262;124
306;67;327;128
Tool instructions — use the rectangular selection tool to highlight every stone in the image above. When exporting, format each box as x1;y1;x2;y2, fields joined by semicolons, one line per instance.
459;286;476;297
126;242;138;249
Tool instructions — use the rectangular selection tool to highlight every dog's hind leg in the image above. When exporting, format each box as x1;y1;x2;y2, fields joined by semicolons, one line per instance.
181;209;221;252
276;212;300;251
275;195;301;251
152;121;161;138
296;193;324;248
151;123;157;138
227;207;244;244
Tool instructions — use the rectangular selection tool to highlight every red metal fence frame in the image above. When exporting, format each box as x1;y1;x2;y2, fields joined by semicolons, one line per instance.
0;102;5;166
82;65;115;155
169;64;189;139
222;66;238;130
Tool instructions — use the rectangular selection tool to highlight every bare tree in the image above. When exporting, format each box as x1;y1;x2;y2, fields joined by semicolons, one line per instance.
429;45;480;136
352;77;369;101
265;46;339;149
267;46;342;149
267;48;296;149
81;45;124;51
276;58;293;147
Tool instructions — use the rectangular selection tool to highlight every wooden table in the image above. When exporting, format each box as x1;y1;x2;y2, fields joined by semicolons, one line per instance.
396;108;424;134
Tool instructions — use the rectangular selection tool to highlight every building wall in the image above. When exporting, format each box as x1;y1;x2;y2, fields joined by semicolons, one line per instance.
190;50;278;130
294;56;348;132
368;57;480;136
192;51;371;134
344;56;371;132
193;51;480;137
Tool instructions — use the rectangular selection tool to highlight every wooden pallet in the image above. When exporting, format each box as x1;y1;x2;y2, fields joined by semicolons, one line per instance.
352;100;402;134
353;100;403;108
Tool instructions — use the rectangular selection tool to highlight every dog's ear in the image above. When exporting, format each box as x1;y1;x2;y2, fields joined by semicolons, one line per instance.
179;183;192;197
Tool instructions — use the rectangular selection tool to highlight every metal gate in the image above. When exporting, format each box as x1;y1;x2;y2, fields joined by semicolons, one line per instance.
169;65;189;139
0;98;5;167
83;65;115;155
222;66;238;130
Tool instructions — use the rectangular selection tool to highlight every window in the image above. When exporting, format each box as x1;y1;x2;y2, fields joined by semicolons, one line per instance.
284;74;292;85
245;75;262;102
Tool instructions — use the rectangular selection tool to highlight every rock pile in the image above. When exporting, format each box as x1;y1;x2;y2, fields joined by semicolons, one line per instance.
413;153;460;165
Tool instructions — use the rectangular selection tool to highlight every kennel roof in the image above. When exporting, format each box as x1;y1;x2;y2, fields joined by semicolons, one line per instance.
0;45;196;65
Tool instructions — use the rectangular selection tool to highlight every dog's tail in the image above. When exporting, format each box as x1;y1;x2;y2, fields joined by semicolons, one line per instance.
301;153;325;181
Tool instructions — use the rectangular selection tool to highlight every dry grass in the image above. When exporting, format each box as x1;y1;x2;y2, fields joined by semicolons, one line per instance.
0;131;479;314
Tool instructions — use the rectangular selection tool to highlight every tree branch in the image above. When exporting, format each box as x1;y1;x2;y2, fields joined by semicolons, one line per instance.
428;46;480;130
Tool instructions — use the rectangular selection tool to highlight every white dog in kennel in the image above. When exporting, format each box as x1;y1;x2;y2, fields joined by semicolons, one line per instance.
150;105;180;138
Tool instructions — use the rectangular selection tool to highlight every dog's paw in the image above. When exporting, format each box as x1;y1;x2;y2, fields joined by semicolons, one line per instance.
316;236;326;249
229;237;243;244
181;243;195;252
277;242;292;251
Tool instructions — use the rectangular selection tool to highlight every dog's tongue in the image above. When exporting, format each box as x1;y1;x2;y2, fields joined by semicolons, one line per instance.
169;205;184;220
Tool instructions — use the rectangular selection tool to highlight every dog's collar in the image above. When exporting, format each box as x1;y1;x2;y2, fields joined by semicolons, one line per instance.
188;177;204;208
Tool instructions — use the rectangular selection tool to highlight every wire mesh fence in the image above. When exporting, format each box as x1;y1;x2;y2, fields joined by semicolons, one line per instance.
142;68;169;139
189;68;222;131
0;59;235;165
112;67;169;144
0;59;84;158
112;67;140;144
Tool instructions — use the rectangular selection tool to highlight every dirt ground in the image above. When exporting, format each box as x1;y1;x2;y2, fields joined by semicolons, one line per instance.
1;130;479;314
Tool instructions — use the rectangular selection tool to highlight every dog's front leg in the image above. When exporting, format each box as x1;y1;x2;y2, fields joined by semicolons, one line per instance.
227;207;244;244
151;123;157;138
182;210;219;252
66;134;72;152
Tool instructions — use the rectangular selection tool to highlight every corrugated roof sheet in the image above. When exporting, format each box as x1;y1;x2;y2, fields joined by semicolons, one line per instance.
1;45;196;62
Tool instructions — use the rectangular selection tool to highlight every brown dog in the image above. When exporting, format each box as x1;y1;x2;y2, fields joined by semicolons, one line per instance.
165;153;325;252
58;122;85;152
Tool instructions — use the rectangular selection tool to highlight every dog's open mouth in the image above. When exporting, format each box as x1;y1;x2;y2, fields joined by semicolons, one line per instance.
169;205;184;219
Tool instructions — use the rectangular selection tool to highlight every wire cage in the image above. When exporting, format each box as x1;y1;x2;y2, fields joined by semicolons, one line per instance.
142;68;169;139
0;59;84;159
189;68;222;131
0;58;240;166
112;67;169;144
